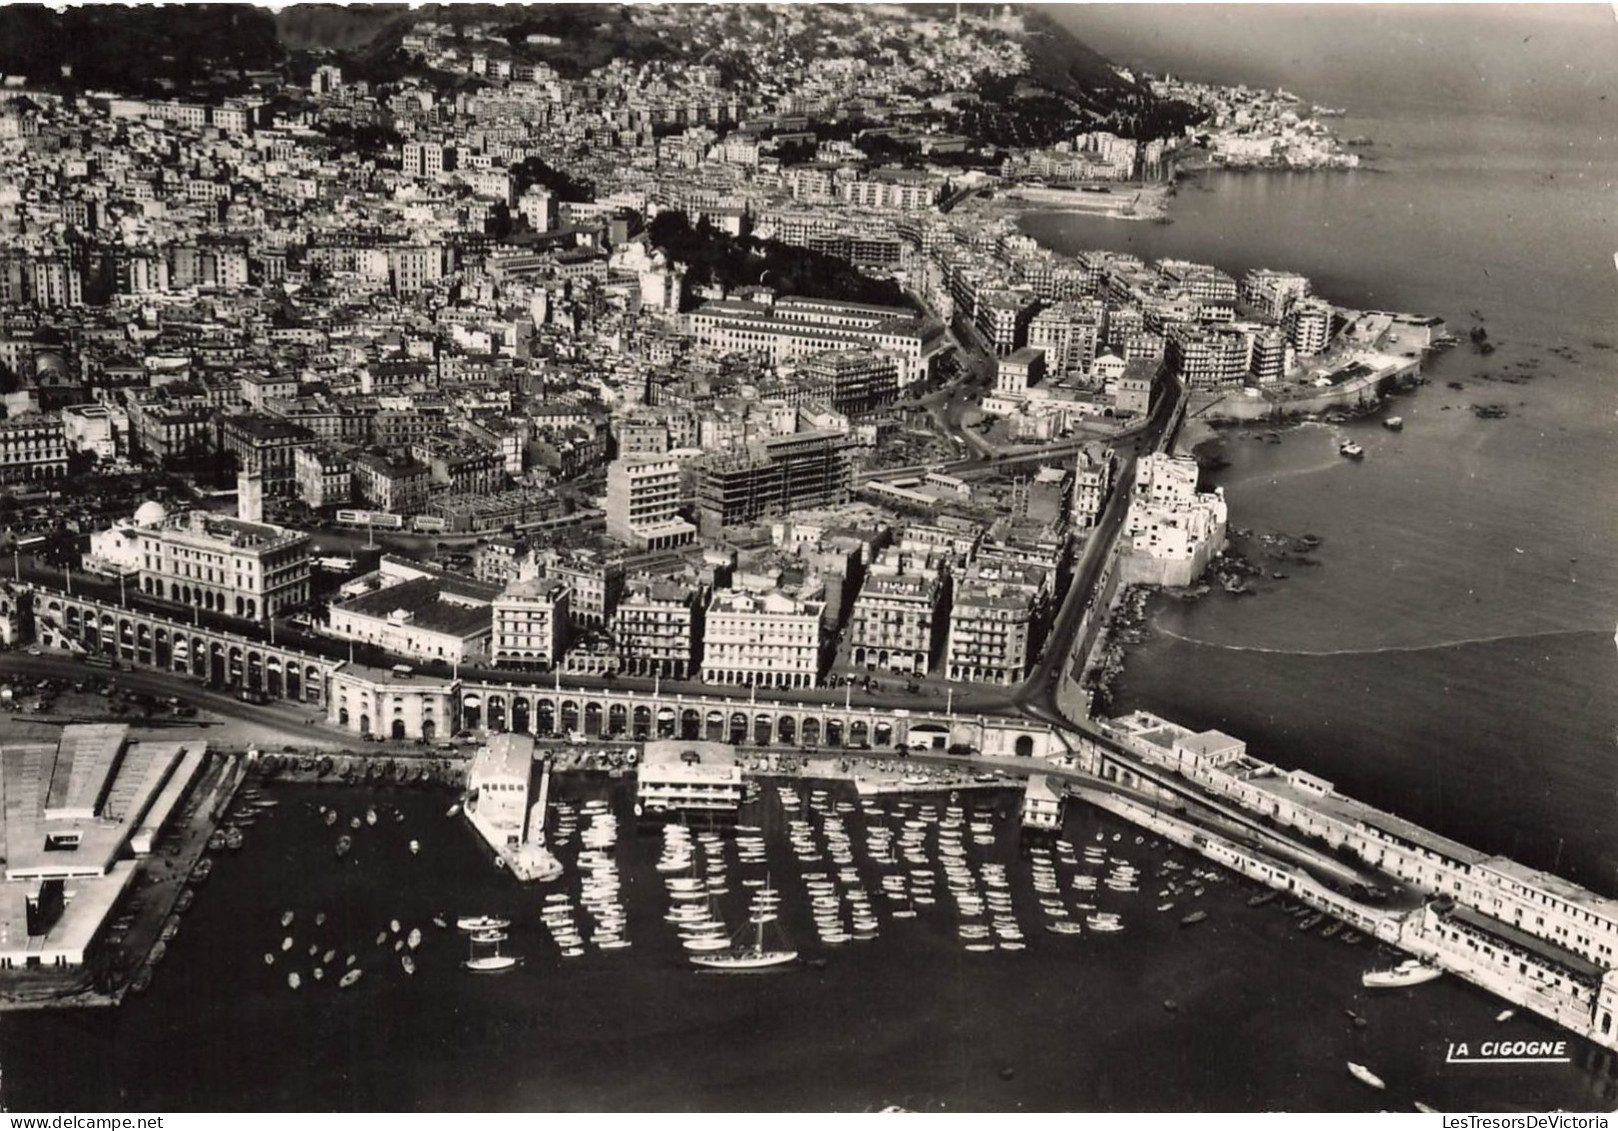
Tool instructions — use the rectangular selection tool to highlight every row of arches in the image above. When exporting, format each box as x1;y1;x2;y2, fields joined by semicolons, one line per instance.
139;577;258;620
457;691;927;750
39;596;327;705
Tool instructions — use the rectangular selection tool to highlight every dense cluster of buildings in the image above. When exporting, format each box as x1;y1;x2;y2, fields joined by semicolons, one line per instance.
6;5;1304;694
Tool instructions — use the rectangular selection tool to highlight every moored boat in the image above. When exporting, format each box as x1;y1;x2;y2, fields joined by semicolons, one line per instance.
339;968;363;988
1348;1062;1386;1090
1363;958;1442;988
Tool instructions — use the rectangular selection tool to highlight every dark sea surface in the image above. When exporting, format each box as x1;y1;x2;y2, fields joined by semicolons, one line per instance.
2;780;1613;1112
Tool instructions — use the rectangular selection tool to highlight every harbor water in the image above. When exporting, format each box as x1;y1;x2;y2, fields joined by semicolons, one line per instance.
1;778;1612;1112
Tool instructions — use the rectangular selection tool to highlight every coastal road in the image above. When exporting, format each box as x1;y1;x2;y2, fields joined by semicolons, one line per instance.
1012;378;1186;728
0;652;338;748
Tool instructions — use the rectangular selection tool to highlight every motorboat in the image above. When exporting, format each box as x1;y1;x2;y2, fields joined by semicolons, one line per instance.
401;955;416;976
339;968;363;988
1363;958;1442;989
1339;441;1365;460
1347;1062;1385;1091
287;971;301;990
407;928;422;950
280;910;295;927
464;933;519;972
1180;910;1207;926
409;840;420;855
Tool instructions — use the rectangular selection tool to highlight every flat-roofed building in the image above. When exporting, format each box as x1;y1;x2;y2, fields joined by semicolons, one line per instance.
294;445;352;510
0;414;68;484
0;727;203;968
490;577;570;671
685;296;944;387
848;563;947;678
605;454;694;551
328;567;497;664
695;429;852;536
945;581;1035;687
636;740;743;815
702;588;824;690
612;576;701;679
126;504;310;622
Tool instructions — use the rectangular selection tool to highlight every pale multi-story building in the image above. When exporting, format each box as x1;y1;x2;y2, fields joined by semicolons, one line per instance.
0;414;68;483
945;582;1035;687
1118;454;1228;587
490;578;570;671
328;572;495;665
685;296;944;388
1241;268;1312;322
294;446;352;510
612;577;700;679
1286;298;1334;357
848;562;948;678
126;505;310;621
534;547;624;631
702;589;824;690
1166;324;1251;390
604;454;694;551
1072;445;1116;531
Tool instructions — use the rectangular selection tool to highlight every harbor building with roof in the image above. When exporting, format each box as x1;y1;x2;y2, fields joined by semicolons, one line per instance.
0;726;204;967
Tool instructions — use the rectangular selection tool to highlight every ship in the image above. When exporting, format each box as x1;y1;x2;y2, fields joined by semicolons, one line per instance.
689;918;797;972
1362;958;1442;988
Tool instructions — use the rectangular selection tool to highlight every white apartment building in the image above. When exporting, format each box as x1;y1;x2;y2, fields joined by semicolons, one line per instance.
702;589;824;690
490;578;570;670
848;563;945;677
604;454;694;551
945;583;1034;686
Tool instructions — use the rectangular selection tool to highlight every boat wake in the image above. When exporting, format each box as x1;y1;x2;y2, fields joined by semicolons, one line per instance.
1148;623;1598;658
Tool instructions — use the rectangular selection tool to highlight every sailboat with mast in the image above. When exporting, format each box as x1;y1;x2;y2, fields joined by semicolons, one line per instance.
690;914;798;971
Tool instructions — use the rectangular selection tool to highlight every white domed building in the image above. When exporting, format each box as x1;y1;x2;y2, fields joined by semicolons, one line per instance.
132;500;168;529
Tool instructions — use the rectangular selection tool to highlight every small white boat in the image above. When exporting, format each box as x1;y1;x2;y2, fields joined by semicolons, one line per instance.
446;804;461;818
280;910;294;927
401;954;416;976
263;952;275;965
281;936;293;952
390;919;401;935
1348;1062;1385;1091
1496;1009;1515;1023
407;928;422;950
339;968;363;988
287;971;301;989
1362;958;1442;989
409;840;420;855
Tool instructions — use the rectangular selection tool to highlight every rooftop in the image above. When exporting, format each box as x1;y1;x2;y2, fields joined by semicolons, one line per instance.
336;576;493;639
